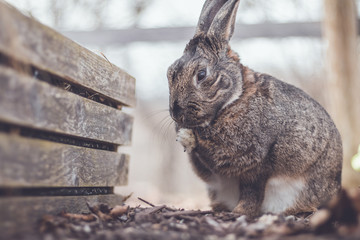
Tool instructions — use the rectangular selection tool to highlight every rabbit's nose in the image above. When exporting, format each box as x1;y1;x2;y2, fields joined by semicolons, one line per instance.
171;100;184;123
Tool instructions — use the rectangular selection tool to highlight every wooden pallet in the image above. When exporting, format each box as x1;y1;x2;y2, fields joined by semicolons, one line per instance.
0;2;135;237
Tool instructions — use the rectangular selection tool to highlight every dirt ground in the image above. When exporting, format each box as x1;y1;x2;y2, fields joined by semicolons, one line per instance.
26;190;360;240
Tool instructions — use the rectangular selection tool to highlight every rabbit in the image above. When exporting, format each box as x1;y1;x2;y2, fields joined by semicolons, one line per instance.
167;0;342;218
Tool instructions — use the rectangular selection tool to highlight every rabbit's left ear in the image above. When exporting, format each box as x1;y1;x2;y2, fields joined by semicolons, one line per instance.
207;0;240;45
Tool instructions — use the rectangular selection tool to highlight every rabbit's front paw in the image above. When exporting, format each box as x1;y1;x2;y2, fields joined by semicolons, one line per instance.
176;128;196;152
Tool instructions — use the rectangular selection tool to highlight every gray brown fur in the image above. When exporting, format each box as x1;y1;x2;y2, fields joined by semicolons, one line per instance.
167;0;342;217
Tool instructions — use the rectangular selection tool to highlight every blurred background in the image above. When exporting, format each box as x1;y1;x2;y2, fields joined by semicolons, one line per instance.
5;0;360;209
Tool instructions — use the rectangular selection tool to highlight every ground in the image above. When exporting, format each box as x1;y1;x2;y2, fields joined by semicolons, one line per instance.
24;190;360;239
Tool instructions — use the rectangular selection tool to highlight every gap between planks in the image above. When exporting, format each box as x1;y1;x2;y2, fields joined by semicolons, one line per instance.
0;66;133;146
0;52;123;110
0;132;129;187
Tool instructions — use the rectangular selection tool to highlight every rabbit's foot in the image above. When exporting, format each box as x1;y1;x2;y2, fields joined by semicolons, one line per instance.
210;201;231;212
233;201;260;219
176;128;196;152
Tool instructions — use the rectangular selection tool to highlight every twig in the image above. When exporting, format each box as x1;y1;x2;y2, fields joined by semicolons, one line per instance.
100;52;112;67
177;215;202;224
165;206;177;212
122;192;133;203
147;205;166;214
163;210;213;218
137;197;155;207
87;92;99;99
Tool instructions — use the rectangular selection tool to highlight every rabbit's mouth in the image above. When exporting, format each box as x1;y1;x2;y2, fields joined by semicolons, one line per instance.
170;100;211;128
174;113;211;129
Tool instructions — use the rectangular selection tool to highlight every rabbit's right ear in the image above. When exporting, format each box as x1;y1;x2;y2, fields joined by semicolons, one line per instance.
195;0;240;41
207;0;240;44
195;0;230;35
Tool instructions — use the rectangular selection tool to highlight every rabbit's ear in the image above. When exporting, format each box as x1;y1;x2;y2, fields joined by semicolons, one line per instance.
207;0;240;44
195;0;230;35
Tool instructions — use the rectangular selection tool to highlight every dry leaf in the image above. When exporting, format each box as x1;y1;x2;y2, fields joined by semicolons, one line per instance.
110;205;129;218
60;212;96;222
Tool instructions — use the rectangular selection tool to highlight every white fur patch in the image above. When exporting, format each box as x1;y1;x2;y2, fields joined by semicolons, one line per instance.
207;175;240;210
176;128;196;152
261;176;305;214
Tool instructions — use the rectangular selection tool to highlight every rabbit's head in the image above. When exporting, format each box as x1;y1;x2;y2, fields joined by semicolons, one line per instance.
168;0;242;128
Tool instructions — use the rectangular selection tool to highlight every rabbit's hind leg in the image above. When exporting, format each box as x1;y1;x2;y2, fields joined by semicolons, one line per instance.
232;179;268;218
207;175;240;212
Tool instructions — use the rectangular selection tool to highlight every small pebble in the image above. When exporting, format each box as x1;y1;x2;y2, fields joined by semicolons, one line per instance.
285;215;296;222
83;224;91;233
120;215;128;221
258;214;278;225
236;215;248;227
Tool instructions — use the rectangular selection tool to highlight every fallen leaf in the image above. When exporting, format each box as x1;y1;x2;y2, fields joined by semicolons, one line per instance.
110;205;129;218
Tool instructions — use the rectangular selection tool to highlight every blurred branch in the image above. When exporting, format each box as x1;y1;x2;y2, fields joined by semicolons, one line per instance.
62;20;360;46
131;0;153;27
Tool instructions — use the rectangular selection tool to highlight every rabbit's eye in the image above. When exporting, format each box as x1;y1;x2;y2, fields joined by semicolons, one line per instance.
197;69;207;82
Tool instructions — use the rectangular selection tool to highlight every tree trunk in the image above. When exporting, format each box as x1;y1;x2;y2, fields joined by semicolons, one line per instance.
323;0;360;188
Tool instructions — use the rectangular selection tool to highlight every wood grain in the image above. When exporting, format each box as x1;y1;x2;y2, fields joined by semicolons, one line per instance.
0;133;129;187
0;2;135;107
0;194;125;237
0;66;133;145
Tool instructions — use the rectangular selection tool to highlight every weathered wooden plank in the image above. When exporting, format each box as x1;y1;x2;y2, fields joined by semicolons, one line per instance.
0;133;128;187
0;2;135;107
0;194;124;238
0;66;133;145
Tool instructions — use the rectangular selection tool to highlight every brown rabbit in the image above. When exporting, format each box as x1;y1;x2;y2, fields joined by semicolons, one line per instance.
167;0;342;217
